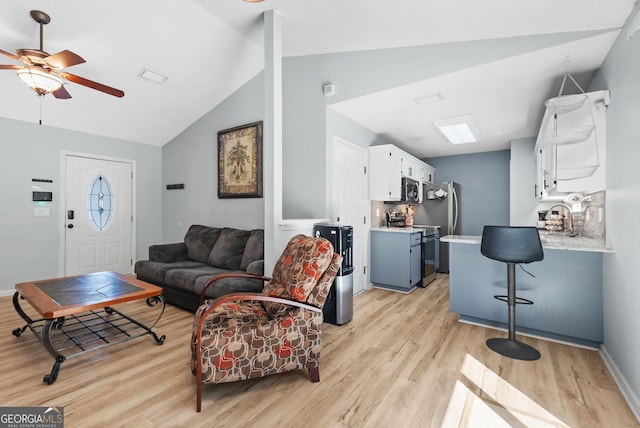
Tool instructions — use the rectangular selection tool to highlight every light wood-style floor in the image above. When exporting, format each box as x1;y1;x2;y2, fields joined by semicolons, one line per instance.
1;274;638;427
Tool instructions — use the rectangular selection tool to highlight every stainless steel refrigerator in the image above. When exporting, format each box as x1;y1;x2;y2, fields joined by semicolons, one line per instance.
416;182;460;273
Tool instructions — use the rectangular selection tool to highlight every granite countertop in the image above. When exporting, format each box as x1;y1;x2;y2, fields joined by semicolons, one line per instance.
371;226;438;234
441;233;613;253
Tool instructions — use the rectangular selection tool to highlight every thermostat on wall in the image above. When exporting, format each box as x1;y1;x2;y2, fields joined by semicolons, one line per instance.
32;191;53;202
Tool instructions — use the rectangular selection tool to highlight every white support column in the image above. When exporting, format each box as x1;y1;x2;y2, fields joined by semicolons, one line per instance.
263;9;282;273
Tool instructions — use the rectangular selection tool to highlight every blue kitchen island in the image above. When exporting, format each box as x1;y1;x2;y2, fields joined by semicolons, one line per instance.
442;234;613;348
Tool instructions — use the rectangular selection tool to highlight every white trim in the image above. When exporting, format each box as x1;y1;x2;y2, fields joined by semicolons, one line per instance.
59;150;137;276
278;218;329;231
600;345;640;424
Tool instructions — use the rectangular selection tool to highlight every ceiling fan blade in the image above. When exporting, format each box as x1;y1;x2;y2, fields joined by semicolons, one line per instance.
45;50;85;69
0;48;21;62
53;85;72;99
0;64;22;70
58;71;124;98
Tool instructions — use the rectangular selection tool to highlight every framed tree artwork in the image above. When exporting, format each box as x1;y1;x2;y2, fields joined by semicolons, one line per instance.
217;121;263;198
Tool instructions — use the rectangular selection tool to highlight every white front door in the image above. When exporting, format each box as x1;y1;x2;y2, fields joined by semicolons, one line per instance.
64;154;134;276
332;136;368;295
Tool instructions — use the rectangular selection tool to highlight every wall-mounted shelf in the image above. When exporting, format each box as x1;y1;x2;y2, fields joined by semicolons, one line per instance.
534;89;609;199
547;125;595;146
544;93;588;115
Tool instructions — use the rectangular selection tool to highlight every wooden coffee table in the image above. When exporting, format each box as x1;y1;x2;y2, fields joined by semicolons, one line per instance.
12;271;165;384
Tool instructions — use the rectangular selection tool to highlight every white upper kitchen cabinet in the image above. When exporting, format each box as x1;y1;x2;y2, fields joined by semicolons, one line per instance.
369;144;436;201
369;145;403;201
423;163;435;185
535;90;609;200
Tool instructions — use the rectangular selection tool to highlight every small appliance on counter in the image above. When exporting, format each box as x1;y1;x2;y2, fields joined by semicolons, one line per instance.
385;211;407;227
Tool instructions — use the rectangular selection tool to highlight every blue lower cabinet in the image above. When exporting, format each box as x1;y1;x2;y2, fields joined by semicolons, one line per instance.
370;230;422;293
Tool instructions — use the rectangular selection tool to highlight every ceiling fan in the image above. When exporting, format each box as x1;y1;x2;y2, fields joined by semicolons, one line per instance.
0;10;124;99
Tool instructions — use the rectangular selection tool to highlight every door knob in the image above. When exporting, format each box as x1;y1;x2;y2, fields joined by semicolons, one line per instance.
67;224;74;229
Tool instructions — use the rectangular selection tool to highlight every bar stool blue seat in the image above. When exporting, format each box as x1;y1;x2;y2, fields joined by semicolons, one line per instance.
481;225;544;361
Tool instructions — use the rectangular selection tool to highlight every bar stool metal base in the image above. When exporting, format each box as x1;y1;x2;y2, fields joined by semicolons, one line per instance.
486;337;540;361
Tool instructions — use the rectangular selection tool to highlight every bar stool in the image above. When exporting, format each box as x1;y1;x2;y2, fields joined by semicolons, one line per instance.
481;226;544;361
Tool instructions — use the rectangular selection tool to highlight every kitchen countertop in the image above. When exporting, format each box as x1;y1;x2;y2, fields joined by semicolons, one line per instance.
371;226;440;234
441;233;613;253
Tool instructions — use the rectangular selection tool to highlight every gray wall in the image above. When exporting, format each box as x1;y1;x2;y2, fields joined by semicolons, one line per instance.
326;108;395;149
420;150;511;235
161;72;265;243
588;4;640;416
0;117;162;295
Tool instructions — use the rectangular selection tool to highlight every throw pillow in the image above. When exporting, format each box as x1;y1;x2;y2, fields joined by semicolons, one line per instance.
184;225;221;263
240;229;264;271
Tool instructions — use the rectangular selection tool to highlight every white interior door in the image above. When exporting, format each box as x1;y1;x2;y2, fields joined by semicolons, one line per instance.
332;136;368;295
64;155;134;276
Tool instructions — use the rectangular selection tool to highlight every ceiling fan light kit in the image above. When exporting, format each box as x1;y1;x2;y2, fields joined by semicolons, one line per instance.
0;10;124;99
17;66;63;95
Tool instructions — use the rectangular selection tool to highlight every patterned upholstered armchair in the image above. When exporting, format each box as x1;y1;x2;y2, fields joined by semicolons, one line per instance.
191;234;343;412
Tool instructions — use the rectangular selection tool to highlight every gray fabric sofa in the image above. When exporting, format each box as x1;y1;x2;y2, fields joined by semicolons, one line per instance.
134;225;264;312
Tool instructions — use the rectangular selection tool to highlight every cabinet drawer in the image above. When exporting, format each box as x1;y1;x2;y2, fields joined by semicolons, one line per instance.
410;233;421;246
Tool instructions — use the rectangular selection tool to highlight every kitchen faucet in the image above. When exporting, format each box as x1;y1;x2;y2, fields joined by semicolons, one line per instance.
546;203;574;235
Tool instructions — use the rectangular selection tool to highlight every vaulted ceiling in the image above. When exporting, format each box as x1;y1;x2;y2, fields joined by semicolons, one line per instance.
0;1;636;156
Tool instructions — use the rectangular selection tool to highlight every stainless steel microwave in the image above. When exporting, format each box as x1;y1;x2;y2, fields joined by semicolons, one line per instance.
401;177;420;203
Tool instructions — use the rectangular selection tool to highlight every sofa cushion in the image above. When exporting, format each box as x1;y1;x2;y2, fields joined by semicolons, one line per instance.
149;242;187;263
135;260;207;285
208;228;251;270
194;274;264;300
240;229;264;271
184;225;221;263
164;266;228;293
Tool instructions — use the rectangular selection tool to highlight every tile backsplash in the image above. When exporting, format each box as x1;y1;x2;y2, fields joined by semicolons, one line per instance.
371;200;416;227
573;190;606;239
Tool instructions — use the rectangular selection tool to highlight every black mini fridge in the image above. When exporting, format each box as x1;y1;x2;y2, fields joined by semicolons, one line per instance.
313;223;353;325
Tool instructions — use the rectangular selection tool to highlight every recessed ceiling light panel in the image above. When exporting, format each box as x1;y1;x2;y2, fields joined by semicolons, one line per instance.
433;114;479;144
138;68;167;84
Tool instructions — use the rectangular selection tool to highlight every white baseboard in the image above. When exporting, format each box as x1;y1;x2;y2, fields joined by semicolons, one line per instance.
600;345;640;424
0;289;14;298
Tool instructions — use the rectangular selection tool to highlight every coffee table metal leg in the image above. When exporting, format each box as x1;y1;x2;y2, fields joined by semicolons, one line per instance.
41;317;67;384
12;292;33;337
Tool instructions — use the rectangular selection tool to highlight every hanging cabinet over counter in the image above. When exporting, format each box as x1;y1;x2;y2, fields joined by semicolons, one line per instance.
369;144;435;202
534;90;609;200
